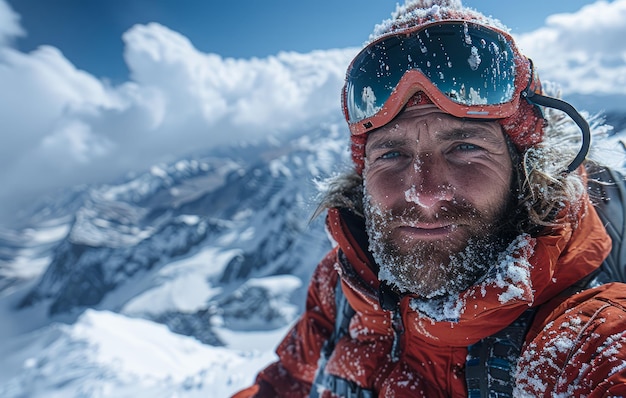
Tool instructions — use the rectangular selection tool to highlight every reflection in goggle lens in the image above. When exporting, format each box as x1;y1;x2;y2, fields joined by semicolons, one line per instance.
345;23;517;123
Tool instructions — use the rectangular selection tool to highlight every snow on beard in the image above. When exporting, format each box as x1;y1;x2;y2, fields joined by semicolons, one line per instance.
363;180;514;299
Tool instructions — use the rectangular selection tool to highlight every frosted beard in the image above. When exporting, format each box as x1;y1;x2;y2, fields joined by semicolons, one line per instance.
363;190;516;299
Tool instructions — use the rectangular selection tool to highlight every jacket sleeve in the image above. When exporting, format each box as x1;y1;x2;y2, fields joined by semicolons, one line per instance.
232;248;340;398
517;283;626;397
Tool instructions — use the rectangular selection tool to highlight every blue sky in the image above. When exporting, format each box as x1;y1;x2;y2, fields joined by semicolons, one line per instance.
7;0;602;82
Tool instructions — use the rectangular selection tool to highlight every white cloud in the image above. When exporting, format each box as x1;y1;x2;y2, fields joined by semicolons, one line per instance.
0;0;24;45
515;0;626;96
0;8;355;223
122;23;352;134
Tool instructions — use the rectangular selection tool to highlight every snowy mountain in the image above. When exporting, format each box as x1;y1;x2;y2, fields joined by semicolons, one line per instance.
0;119;350;397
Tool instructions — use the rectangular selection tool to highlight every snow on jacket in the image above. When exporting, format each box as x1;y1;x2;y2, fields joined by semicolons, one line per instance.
233;193;626;397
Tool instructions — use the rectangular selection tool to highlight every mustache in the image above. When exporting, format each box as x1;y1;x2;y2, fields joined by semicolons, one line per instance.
386;199;485;225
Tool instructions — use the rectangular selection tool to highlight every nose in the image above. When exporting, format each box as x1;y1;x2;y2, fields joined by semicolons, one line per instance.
404;152;454;209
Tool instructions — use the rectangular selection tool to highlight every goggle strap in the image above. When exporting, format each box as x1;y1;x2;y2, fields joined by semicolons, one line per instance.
523;89;591;174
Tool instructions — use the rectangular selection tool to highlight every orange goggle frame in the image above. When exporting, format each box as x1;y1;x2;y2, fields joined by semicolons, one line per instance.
342;20;536;136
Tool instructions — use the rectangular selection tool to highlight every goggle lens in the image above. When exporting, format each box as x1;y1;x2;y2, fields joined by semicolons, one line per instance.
345;22;518;123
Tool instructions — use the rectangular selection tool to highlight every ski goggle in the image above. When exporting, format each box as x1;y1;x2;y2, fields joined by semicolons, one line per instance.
342;20;590;173
342;20;532;136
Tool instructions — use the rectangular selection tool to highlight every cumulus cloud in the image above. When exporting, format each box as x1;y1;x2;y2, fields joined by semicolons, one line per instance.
0;0;24;45
514;0;626;95
0;2;355;224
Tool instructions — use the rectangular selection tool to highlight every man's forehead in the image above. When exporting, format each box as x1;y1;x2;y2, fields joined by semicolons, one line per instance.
367;107;505;146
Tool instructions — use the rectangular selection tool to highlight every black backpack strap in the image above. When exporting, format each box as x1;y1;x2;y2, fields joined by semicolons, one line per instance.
311;263;376;398
324;274;356;358
312;375;375;398
465;309;537;398
587;167;626;284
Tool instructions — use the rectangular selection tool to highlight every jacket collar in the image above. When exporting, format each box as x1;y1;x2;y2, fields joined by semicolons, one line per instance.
326;196;611;346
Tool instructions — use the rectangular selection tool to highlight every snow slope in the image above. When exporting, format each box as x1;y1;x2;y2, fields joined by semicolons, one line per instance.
0;309;284;397
0;121;348;397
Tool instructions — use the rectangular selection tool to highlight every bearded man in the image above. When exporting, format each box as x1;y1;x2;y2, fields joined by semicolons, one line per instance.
233;1;626;396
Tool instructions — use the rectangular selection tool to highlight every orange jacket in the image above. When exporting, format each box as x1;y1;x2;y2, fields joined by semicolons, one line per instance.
234;197;626;397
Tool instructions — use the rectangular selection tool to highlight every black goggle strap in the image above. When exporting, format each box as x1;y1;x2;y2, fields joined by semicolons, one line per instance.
521;60;590;174
523;90;591;174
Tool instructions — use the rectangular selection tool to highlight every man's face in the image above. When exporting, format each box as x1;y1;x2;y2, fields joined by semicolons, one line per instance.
363;106;515;297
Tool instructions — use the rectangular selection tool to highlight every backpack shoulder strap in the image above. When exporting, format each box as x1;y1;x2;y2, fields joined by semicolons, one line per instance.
326;274;356;357
587;166;626;283
465;308;537;398
311;261;370;398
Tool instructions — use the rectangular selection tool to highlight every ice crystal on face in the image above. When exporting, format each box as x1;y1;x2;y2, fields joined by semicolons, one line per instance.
404;184;450;207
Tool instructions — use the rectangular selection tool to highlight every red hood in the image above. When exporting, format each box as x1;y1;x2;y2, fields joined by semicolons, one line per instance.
326;194;611;347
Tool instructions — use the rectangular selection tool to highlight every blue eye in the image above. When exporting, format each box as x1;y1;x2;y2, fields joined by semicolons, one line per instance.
381;151;401;159
457;143;481;151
